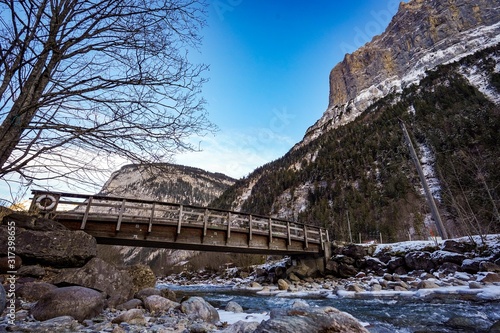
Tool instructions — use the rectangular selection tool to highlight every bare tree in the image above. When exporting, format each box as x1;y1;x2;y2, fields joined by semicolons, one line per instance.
0;0;215;198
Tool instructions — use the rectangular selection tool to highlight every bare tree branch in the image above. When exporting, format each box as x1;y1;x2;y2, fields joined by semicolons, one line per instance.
0;0;215;197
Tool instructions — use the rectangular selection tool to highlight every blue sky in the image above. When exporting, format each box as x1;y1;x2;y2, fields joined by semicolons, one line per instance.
175;0;402;178
0;1;403;204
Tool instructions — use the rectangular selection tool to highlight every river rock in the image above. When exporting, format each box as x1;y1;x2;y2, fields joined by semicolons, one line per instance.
387;257;405;272
31;286;106;322
221;320;260;333
477;272;500;283
489;320;500;333
181;296;220;323
469;281;483;289
404;251;435;271
161;288;177;302
286;257;324;279
249;282;262;288
325;260;339;275
0;279;5;314
462;259;481;273
417;280;440;289
1;212;67;231
363;257;386;274
0;226;96;267
277;279;289;291
254;306;369;333
431;250;466;265
116;298;143;311
33;315;83;333
0;255;22;273
446;316;492;332
17;264;46;278
135;287;161;301
342;244;367;259
338;263;358;278
292;300;310;308
126;264;156;294
111;308;146;325
442;239;475;254
480;262;500;273
17;281;57;302
438;262;460;275
226;301;244;313
144;295;180;313
52;257;134;300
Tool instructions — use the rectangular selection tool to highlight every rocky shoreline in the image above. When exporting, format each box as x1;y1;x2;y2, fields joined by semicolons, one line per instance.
2;212;500;332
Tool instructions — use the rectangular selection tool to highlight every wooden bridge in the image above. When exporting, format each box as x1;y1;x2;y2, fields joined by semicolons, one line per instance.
29;191;330;256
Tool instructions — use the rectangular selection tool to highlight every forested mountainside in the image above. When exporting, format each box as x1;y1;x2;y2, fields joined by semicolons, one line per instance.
212;45;500;243
99;163;235;206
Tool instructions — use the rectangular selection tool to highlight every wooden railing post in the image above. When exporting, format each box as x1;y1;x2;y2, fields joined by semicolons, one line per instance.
80;197;93;230
248;215;253;243
320;228;324;250
303;225;308;249
116;199;126;231
287;221;291;246
268;218;273;246
177;205;183;234
226;212;231;244
148;202;156;233
203;209;209;237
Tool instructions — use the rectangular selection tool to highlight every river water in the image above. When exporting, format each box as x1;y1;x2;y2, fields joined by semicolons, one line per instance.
159;284;500;333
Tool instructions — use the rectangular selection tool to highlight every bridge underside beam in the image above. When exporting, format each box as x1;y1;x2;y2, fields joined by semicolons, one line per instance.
94;237;318;255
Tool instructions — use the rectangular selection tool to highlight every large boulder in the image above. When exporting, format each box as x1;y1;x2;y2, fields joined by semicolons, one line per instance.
404;251;435;272
342;244;368;259
0;279;5;314
135;287;161;301
52;257;135;300
180;296;220;323
286;257;324;279
0;255;22;273
254;306;369;333
221;321;260;333
144;295;180;314
17;281;58;302
31;286;106;322
0;226;96;267
442;239;475;254
430;250;466;265
111;308;146;325
2;213;68;231
126;264;156;295
225;301;244;313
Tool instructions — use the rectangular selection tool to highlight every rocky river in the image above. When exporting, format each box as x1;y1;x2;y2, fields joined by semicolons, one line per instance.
1;212;500;332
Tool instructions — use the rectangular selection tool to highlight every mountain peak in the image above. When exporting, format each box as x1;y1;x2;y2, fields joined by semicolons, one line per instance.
298;0;500;148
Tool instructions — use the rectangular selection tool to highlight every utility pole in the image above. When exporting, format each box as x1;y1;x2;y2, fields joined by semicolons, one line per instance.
399;120;448;240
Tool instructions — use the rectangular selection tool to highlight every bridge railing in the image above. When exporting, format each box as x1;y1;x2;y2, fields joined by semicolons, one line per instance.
30;190;329;246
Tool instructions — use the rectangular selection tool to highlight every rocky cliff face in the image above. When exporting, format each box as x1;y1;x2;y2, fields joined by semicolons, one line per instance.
300;0;500;147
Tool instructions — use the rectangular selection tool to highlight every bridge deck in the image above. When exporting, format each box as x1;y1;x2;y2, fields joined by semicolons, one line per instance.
29;191;329;255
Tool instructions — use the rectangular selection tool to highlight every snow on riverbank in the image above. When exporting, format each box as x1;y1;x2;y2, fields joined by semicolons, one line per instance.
218;310;269;325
